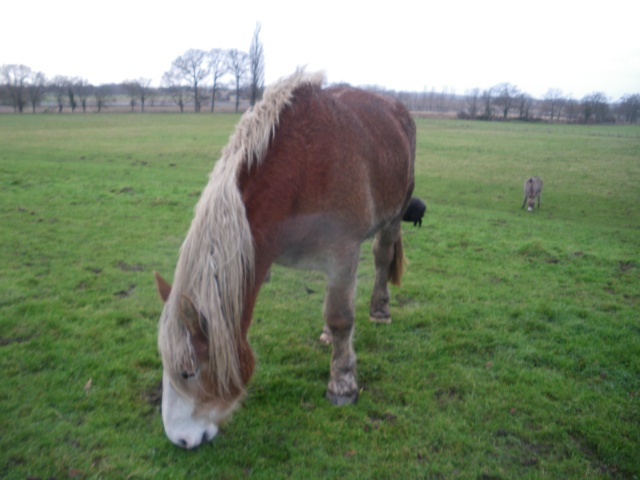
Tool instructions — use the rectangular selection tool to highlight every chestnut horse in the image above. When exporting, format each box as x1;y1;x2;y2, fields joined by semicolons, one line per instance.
154;70;415;449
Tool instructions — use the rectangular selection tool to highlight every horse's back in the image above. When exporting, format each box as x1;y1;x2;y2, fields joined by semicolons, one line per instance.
273;84;414;220
525;176;543;194
240;83;415;267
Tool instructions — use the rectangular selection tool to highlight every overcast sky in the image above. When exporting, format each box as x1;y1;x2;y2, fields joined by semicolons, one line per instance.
2;0;638;100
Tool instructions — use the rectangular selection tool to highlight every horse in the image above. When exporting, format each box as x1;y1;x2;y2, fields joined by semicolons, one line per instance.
402;197;426;226
154;69;416;449
521;176;543;212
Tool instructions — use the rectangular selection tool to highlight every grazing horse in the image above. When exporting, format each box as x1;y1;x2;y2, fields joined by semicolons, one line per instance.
521;176;543;212
402;197;426;226
154;69;416;449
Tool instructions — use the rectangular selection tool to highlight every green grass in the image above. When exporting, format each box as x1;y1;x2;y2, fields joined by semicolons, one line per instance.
1;114;638;479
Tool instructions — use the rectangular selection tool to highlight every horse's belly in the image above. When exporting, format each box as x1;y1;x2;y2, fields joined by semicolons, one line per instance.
274;250;330;272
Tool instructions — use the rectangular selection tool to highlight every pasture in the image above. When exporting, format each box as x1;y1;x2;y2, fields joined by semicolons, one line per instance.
1;113;638;479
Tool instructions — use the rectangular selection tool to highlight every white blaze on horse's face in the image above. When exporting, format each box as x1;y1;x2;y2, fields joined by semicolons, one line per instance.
162;372;222;449
527;196;536;212
155;273;246;449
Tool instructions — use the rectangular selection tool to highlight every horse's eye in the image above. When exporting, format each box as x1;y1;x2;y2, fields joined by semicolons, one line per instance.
180;368;200;380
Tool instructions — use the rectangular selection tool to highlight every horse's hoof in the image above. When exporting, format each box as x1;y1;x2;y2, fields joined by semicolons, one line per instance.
319;331;332;344
369;314;392;324
326;390;358;406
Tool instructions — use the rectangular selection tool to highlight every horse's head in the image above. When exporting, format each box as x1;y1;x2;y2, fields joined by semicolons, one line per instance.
527;197;536;212
154;273;243;449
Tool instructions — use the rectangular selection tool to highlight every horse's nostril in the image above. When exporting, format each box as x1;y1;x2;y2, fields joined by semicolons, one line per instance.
178;438;189;448
202;431;211;444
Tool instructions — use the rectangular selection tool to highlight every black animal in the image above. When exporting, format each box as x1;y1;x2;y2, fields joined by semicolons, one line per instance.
402;197;426;226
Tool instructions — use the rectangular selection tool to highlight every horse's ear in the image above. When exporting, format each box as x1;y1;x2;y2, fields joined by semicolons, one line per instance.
179;294;207;340
154;272;171;303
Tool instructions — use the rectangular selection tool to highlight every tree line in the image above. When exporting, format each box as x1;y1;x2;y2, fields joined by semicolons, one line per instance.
2;24;638;123
395;84;639;124
0;23;265;115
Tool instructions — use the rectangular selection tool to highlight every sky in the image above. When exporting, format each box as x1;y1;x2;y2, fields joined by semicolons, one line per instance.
2;0;638;100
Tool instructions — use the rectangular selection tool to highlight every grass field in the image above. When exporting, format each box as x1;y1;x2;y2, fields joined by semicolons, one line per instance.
1;114;638;479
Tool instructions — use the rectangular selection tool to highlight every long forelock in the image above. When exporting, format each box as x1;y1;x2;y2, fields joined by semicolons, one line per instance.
165;165;253;401
159;69;325;401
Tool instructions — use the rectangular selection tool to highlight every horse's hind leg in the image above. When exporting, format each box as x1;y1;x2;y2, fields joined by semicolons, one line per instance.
324;246;359;405
370;221;402;323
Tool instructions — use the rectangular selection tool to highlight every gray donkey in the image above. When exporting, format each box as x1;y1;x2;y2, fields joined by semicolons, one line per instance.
521;176;543;212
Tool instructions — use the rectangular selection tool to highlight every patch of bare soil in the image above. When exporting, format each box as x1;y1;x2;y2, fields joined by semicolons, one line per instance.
117;261;144;272
114;284;136;298
143;380;163;408
619;261;636;272
0;334;36;347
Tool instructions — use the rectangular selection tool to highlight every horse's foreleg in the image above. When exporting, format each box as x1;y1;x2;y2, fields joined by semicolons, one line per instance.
324;248;359;405
369;223;401;323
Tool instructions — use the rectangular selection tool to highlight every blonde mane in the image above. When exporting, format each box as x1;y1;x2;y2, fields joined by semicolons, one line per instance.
158;69;325;401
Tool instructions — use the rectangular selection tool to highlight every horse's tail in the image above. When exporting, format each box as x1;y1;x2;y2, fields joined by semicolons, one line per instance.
389;235;406;286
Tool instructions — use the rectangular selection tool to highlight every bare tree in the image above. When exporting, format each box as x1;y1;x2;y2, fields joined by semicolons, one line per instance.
517;93;533;120
582;95;594;123
543;88;565;121
249;22;265;107
427;87;437;111
76;79;91;113
1;64;31;113
582;92;609;123
466;88;480;118
137;78;152;112
494;83;519;119
208;48;227;112
123;80;139;111
226;49;249;112
618;94;640;123
171;49;210;112
67;77;80;113
433;86;457;112
162;68;187;112
50;76;69;113
27;71;46;113
122;78;152;112
481;87;494;119
94;85;112;112
555;99;566;121
565;96;577;123
415;89;429;111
